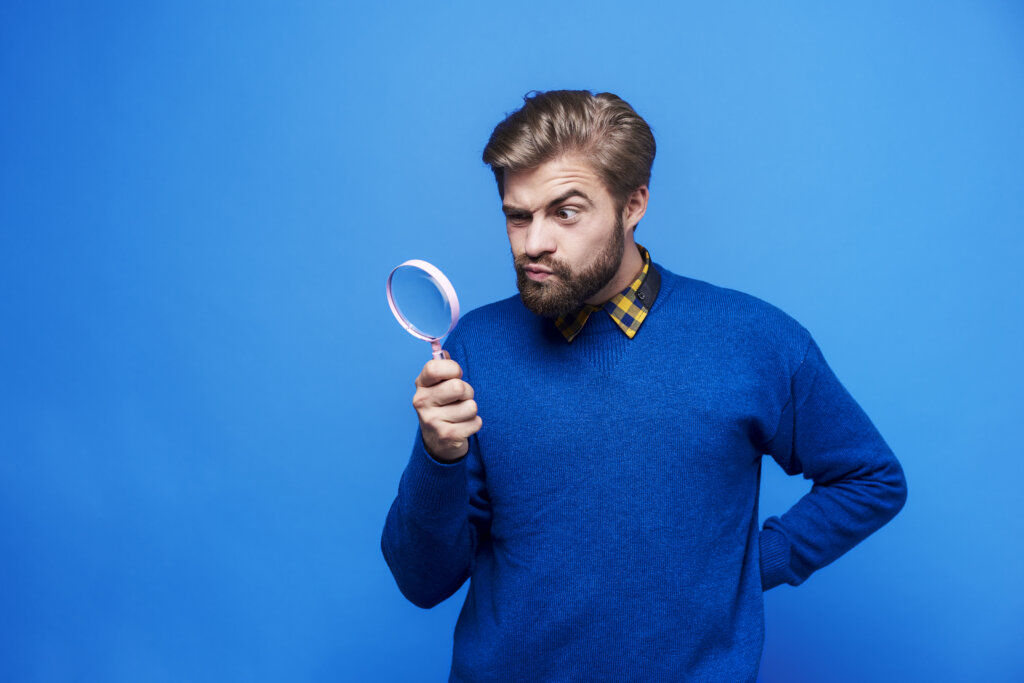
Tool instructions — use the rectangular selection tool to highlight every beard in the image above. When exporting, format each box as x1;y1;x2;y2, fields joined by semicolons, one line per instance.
513;215;625;318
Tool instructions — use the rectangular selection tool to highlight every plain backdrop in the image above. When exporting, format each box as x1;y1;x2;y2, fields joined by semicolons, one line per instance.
2;1;1023;681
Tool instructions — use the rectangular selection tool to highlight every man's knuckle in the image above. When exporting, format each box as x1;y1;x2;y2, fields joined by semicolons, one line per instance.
412;390;430;410
441;383;456;398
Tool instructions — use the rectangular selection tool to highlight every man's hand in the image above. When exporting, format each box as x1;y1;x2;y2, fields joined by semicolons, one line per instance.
413;358;482;463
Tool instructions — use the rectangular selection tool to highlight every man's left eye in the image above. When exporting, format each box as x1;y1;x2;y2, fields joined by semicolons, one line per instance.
556;208;579;220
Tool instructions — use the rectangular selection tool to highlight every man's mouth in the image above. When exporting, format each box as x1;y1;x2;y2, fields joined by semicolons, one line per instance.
523;265;554;281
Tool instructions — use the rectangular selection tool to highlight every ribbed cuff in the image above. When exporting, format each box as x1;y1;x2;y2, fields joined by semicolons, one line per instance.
399;429;469;514
759;522;791;591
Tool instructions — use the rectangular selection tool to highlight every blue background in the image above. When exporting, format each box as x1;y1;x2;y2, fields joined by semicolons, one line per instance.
2;2;1022;681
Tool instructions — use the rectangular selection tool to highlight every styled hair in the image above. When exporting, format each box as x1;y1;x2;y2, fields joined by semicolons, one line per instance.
482;90;656;211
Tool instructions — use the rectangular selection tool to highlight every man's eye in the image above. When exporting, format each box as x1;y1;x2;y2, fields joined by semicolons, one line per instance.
556;208;579;221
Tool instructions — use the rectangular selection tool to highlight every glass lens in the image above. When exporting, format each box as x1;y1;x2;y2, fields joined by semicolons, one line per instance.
389;265;453;339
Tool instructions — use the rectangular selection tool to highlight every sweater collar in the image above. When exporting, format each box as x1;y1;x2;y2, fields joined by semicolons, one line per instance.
553;244;660;343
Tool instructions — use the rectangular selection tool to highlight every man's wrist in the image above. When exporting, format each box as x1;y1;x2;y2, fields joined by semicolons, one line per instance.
427;449;467;465
421;436;468;465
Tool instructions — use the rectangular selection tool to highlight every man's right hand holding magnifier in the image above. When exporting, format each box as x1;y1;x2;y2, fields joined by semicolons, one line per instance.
412;357;482;464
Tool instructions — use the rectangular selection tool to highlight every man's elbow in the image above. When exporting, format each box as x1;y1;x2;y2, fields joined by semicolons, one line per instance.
399;583;450;610
391;570;464;610
877;451;908;523
380;534;463;610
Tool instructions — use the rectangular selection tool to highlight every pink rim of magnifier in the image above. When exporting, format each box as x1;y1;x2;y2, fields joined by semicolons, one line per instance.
386;259;460;360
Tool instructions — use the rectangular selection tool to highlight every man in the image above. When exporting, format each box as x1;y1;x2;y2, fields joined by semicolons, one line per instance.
381;90;907;682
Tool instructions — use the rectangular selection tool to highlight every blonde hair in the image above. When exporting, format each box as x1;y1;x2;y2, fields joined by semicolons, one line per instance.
482;90;656;212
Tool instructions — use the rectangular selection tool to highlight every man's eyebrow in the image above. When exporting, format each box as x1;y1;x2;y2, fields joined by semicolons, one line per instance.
546;190;593;209
501;189;594;216
501;203;528;216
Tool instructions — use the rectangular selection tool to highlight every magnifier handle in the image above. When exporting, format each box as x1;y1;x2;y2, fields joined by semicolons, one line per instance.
431;340;448;360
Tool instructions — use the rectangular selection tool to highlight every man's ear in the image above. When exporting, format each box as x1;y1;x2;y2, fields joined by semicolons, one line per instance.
623;186;649;231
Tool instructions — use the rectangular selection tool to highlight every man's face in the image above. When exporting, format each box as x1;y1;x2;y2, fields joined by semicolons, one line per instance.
502;155;626;318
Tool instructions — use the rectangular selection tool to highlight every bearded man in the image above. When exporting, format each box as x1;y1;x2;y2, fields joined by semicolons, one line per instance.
381;90;907;682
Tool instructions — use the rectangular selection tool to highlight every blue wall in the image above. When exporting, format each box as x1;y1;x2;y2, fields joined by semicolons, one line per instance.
2;2;1022;680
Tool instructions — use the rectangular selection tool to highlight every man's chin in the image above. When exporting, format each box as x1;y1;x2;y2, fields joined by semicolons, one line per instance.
517;283;578;318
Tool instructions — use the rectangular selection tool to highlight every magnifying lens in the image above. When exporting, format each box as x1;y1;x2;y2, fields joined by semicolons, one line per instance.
386;259;460;360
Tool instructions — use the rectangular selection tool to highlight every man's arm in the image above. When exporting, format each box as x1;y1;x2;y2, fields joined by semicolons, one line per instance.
380;349;491;609
380;431;490;608
759;336;908;591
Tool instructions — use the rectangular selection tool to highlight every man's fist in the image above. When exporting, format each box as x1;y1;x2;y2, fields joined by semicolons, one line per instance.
412;357;482;462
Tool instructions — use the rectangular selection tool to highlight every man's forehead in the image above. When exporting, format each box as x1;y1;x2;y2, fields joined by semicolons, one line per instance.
502;156;606;207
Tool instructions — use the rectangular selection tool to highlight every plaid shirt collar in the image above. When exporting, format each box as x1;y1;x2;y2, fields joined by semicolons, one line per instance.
554;244;659;343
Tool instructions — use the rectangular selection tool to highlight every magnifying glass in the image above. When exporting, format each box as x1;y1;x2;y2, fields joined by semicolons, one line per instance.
386;259;460;360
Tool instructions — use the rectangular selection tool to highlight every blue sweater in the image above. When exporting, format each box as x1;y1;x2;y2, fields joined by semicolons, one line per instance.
381;263;907;682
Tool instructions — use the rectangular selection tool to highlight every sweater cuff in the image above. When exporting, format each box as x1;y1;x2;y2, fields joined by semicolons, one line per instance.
400;430;469;514
759;524;791;591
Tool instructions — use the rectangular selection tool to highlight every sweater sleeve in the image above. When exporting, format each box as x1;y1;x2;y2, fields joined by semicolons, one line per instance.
380;341;493;609
758;336;908;591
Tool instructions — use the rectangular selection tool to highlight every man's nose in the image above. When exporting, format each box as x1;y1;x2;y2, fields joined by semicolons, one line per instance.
524;219;556;258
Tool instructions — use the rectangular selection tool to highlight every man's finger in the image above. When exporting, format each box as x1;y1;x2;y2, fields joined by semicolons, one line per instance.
438;399;478;423
434;415;483;445
413;381;473;412
432;380;473;407
416;359;463;388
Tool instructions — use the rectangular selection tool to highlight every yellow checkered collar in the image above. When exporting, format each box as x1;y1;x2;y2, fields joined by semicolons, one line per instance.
554;244;660;343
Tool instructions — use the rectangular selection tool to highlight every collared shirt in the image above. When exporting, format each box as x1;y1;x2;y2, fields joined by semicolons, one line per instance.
553;244;661;343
